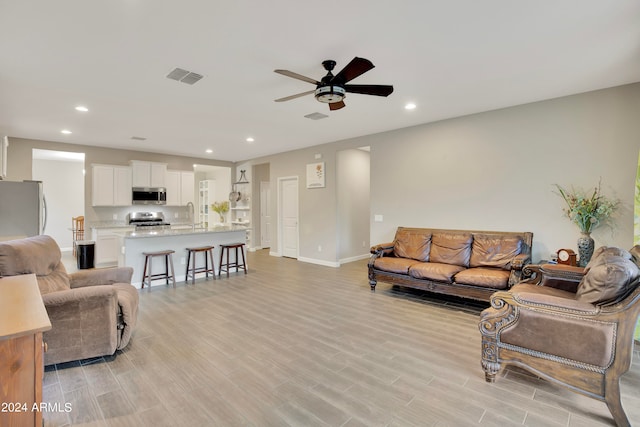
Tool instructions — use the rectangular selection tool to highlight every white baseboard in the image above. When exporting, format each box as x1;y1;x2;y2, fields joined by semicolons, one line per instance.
269;251;281;257
297;256;340;268
339;253;370;264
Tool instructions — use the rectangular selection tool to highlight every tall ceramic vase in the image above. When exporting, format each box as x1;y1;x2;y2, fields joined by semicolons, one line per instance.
577;232;595;267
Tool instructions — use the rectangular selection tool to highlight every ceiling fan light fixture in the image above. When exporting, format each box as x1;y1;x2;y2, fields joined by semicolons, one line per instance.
315;85;346;103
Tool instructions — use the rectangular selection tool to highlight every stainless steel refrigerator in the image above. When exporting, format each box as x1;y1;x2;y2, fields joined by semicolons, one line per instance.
0;180;47;239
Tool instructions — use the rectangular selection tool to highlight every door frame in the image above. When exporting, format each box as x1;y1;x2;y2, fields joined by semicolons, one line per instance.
276;176;299;258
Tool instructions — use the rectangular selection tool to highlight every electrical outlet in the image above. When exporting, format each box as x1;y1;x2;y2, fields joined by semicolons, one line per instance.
362;241;366;247
318;245;322;252
180;257;186;265
174;212;179;218
374;214;383;222
112;214;117;220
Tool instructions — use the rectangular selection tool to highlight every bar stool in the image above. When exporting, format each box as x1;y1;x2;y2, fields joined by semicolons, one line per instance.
185;245;216;284
218;243;247;278
141;250;176;288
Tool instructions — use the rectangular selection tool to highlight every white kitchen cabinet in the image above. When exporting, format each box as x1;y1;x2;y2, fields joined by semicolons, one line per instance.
92;164;132;206
166;170;195;206
113;166;133;205
130;160;167;188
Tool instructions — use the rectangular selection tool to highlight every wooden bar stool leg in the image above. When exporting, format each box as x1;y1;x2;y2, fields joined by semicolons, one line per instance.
141;255;149;289
168;254;176;288
191;252;197;284
148;256;153;288
240;245;247;274
185;250;192;283
208;249;216;279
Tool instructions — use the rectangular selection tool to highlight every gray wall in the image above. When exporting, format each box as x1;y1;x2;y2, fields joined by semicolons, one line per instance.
242;82;639;264
337;148;370;262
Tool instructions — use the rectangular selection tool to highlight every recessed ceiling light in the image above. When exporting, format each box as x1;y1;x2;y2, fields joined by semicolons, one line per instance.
405;103;417;110
75;106;89;112
205;149;213;154
246;137;254;143
61;129;72;134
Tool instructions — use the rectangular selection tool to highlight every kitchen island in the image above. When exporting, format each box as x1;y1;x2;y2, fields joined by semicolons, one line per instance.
117;225;248;287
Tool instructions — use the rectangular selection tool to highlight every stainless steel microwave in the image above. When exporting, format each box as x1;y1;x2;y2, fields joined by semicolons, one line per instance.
132;187;167;205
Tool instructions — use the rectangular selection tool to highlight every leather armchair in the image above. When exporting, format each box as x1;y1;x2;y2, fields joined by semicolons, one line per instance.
479;246;640;427
0;235;139;365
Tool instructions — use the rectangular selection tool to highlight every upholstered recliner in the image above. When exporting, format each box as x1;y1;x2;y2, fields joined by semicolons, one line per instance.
479;245;640;427
0;235;139;366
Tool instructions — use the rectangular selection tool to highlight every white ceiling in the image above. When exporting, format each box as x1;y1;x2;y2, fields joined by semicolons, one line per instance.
1;1;639;162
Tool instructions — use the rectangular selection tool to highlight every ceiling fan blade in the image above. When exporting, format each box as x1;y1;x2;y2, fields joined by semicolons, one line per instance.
274;90;315;102
331;57;374;84
329;100;346;111
274;69;320;85
344;84;394;97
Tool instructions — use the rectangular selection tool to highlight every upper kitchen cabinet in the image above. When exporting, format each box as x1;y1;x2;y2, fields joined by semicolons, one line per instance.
165;170;195;206
92;164;132;206
130;160;167;188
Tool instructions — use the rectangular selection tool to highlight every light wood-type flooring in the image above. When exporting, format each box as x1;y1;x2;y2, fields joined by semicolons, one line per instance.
44;249;640;426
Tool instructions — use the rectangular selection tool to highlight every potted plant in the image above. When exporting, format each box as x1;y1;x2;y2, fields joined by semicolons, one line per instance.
211;201;229;223
555;181;618;266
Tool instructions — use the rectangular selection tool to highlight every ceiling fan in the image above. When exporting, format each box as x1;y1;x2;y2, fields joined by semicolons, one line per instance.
274;57;393;111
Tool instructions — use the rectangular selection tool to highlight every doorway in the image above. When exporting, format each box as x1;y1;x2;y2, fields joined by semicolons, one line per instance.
278;176;298;258
32;149;85;251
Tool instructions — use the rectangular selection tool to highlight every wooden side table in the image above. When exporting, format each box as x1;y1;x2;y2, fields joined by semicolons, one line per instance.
0;274;52;427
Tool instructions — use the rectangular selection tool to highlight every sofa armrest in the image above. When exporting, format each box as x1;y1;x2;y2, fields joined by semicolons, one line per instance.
511;253;530;270
69;267;134;288
499;284;599;315
370;242;394;255
521;263;584;292
41;286;119;365
369;242;395;269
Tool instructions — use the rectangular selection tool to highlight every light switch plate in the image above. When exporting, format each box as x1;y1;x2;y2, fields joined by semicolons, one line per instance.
374;214;383;222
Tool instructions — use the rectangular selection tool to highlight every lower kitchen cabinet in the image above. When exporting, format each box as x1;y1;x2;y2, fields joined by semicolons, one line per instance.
92;227;133;266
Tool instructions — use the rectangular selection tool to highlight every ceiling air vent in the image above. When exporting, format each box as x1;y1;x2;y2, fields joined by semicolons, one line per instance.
166;67;204;85
304;112;329;120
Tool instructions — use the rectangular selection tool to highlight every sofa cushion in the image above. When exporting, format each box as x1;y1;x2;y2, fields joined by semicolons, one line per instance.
408;262;466;283
373;257;421;274
576;250;639;304
393;229;431;262
454;267;511;289
430;233;473;267
469;235;522;269
0;235;71;294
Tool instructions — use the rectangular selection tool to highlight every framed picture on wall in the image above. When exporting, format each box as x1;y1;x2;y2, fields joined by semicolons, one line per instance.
306;162;325;188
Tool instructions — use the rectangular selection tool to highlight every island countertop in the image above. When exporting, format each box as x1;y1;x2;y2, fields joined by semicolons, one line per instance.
119;225;250;239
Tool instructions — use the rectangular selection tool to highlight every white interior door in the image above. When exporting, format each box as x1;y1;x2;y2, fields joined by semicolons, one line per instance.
260;181;271;248
279;177;298;258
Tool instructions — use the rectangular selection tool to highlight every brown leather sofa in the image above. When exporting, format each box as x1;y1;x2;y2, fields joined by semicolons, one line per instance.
479;246;640;427
368;227;533;302
0;235;139;365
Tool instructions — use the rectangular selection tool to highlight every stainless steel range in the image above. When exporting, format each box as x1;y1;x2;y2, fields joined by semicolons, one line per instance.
128;212;171;231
